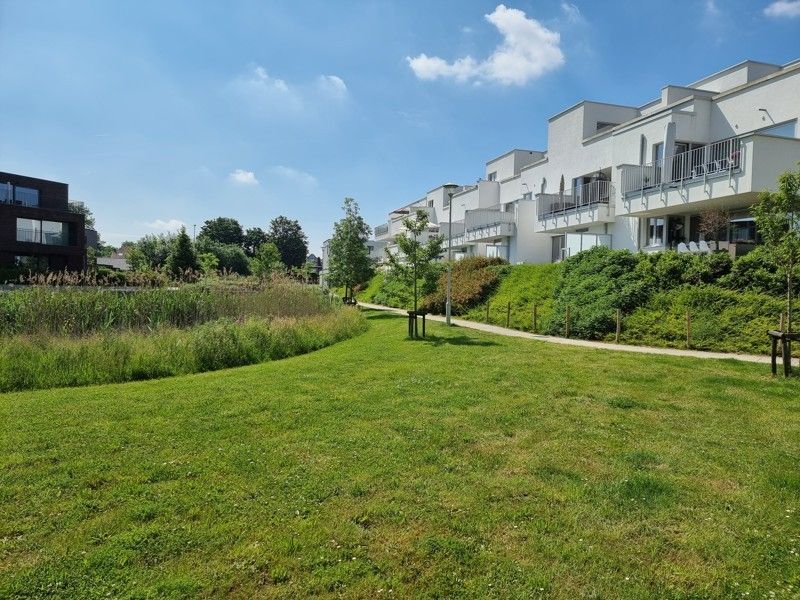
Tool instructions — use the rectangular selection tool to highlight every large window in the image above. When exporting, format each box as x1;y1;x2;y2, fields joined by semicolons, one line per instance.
647;217;665;246
16;218;70;245
1;184;40;206
15;186;39;206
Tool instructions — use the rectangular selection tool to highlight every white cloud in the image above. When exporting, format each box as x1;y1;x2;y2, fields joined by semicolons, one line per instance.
317;75;348;101
764;0;800;17
268;165;318;188
461;26;474;34
229;169;259;186
560;2;582;23
227;65;348;117
407;4;564;86
146;218;186;232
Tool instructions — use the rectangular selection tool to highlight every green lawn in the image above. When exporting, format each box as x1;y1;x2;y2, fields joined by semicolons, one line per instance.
1;312;799;599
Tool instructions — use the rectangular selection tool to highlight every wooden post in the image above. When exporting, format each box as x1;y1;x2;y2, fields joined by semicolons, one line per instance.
686;310;691;349
615;308;621;343
486;302;490;323
506;302;511;328
532;304;538;333
565;306;571;338
780;312;786;333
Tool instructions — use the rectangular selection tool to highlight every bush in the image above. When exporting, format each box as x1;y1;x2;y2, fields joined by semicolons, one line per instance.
0;309;367;392
195;238;251;276
421;257;506;314
718;245;800;296
620;285;785;355
545;247;650;339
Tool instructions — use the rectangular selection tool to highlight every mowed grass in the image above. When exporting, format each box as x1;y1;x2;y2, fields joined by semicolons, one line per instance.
1;312;799;599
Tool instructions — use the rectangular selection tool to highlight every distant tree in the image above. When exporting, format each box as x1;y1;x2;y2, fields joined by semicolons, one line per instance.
753;164;800;340
267;216;308;268
243;227;269;257
327;198;374;299
195;237;251;275
251;242;284;279
699;207;731;250
118;241;136;256
166;226;199;275
129;234;175;270
96;242;117;257
198;252;220;276
198;217;245;246
386;209;443;314
68;201;96;228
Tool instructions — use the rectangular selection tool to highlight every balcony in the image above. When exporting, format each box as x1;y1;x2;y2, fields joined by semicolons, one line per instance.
463;207;515;242
374;223;389;239
615;135;800;217
536;180;614;232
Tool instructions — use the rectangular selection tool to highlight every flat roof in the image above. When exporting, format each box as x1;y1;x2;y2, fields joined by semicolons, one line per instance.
484;148;543;165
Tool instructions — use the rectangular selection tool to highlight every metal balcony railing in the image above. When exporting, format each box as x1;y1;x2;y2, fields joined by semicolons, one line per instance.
537;180;612;220
374;223;389;237
620;137;742;196
464;207;515;231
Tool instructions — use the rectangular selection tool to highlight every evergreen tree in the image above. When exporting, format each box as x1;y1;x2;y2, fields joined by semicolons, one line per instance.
166;226;199;276
327;198;374;298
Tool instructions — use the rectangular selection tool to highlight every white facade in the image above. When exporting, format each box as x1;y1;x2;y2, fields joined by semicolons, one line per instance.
360;59;800;265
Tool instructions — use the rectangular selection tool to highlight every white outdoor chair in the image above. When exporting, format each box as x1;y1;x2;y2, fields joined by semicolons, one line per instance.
698;240;712;254
677;242;690;253
688;241;700;253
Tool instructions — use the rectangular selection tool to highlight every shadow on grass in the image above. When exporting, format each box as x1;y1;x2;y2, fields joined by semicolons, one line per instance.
364;312;405;320
406;334;499;347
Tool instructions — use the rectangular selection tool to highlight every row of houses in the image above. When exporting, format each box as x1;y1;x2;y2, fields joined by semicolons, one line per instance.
322;58;800;282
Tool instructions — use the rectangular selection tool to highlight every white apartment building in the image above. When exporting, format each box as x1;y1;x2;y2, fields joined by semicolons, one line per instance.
368;58;800;265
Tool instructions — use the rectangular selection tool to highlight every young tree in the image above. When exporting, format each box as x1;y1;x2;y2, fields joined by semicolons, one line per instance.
166;226;199;276
327;198;374;299
198;252;220;276
243;227;269;257
753;165;800;340
198;217;244;246
385;209;443;313
699;207;731;250
251;242;284;279
267;216;308;268
129;234;175;270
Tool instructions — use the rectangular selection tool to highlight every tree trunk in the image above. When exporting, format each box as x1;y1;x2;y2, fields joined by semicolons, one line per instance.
788;261;793;362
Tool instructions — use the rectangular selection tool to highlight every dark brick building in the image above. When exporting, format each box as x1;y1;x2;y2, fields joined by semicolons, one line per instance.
0;172;86;270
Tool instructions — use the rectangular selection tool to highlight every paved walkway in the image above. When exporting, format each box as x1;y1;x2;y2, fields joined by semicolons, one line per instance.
358;302;792;367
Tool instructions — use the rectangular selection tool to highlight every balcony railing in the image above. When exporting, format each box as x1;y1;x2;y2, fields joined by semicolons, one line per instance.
620;137;742;196
464;207;515;231
537;180;612;220
374;223;389;237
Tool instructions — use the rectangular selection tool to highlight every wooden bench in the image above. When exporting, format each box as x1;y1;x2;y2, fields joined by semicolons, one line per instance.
767;330;800;377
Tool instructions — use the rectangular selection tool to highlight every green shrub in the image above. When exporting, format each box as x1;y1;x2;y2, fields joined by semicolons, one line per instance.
718;246;800;296
355;271;385;303
619;285;785;355
421;257;506;314
545;247;650;339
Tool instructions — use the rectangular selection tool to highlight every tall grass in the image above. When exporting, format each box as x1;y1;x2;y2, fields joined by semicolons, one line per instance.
0;310;366;392
0;279;334;336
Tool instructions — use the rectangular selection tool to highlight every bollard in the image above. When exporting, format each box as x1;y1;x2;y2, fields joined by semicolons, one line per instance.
506;302;511;328
486;302;490;323
686;311;692;349
532;304;538;333
615;308;621;343
565;306;571;338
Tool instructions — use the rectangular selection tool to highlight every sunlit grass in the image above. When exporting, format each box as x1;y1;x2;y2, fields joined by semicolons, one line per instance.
1;311;798;598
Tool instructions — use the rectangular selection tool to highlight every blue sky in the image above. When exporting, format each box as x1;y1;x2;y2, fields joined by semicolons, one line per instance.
1;0;799;253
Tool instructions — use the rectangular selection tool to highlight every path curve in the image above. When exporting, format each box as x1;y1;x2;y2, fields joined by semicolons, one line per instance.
358;302;793;367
